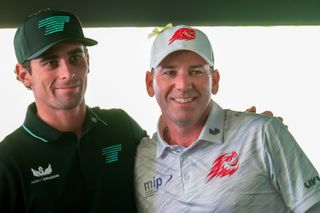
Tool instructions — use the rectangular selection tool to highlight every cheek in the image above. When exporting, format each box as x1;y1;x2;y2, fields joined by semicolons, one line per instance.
198;79;213;96
82;76;88;91
153;80;168;97
32;76;53;93
153;84;167;105
205;77;213;89
206;81;213;93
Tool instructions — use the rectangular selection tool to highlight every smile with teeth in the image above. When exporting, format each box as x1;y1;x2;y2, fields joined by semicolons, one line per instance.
173;97;195;103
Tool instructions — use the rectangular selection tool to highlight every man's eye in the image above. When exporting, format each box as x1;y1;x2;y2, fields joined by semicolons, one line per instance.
163;70;176;76
190;70;204;75
70;55;80;64
44;60;57;68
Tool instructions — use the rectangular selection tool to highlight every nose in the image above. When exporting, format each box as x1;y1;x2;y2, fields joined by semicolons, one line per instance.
175;70;192;91
59;60;75;80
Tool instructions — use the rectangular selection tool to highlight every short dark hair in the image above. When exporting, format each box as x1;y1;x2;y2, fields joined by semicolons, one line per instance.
22;60;32;74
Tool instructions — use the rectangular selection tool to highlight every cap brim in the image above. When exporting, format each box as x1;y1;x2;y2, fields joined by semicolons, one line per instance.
27;37;98;60
152;47;214;69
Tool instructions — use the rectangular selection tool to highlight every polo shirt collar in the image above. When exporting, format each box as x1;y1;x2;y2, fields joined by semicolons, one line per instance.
155;100;225;158
22;102;97;142
198;100;225;144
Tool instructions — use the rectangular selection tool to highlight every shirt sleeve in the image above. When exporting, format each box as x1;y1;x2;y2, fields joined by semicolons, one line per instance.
264;118;320;212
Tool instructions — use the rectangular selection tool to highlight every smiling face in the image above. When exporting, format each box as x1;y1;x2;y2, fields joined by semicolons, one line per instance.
146;50;220;129
16;42;89;113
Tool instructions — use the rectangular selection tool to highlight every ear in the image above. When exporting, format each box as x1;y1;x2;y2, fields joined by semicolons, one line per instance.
145;71;155;97
211;69;220;95
15;63;32;89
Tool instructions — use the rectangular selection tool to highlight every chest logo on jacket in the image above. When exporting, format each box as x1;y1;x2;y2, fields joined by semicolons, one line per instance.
206;151;240;183
30;163;60;184
102;144;122;164
31;164;52;177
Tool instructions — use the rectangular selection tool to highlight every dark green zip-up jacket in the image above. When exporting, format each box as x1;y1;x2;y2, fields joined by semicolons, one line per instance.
0;103;147;213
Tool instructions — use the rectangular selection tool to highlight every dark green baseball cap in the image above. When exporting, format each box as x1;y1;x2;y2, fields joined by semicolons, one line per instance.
14;8;98;63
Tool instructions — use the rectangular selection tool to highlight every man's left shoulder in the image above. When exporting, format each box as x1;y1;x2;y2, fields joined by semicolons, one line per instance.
89;106;147;139
89;106;136;126
225;109;282;128
90;106;129;117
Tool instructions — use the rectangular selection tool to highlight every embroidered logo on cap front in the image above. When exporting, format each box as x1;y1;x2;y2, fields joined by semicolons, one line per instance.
102;144;122;163
206;151;239;183
38;16;70;35
169;28;196;45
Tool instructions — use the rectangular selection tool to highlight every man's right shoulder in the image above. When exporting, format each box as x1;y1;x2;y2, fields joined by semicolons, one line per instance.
138;136;157;148
136;135;157;156
0;127;24;158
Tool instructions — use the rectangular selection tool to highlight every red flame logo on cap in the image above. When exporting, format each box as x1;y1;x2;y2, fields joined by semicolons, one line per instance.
169;28;196;45
206;151;239;183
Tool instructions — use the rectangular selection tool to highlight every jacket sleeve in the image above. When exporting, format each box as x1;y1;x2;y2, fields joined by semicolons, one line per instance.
0;159;25;213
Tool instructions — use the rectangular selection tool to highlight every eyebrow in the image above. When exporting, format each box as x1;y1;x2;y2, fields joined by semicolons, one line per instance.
67;48;85;56
190;64;208;69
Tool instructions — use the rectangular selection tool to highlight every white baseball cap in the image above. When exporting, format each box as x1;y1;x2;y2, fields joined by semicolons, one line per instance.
150;24;214;69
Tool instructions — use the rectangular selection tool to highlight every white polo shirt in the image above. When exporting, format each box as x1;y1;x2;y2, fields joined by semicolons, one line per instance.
135;101;320;213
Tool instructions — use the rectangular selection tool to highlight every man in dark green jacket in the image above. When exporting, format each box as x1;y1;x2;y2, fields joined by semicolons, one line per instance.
0;8;146;212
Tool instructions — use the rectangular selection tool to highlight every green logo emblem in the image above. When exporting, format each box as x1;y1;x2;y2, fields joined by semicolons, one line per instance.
102;144;122;163
38;16;70;35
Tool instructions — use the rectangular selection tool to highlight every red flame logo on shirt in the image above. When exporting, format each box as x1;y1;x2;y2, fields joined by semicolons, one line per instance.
206;151;239;183
169;28;196;45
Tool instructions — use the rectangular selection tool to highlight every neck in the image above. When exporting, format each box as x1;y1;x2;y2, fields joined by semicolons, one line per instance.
160;102;212;147
163;125;202;147
36;102;86;139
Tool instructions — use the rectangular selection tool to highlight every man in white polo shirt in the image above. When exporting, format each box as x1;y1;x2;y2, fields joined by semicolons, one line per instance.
135;24;320;212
